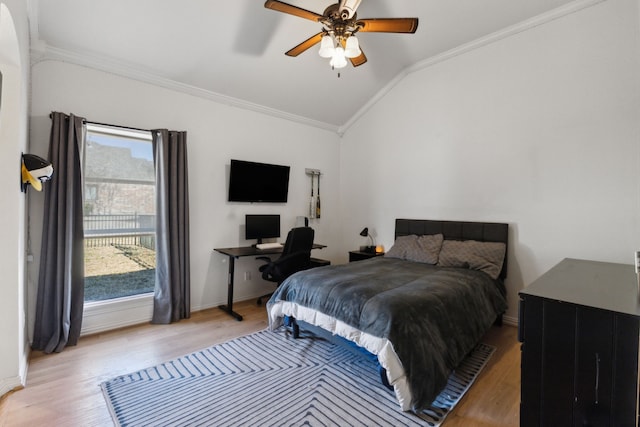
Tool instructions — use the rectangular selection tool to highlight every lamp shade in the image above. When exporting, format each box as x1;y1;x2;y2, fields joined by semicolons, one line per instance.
330;46;348;69
359;227;375;253
344;36;361;58
318;35;335;58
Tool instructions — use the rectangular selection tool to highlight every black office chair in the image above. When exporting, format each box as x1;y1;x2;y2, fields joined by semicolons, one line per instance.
256;227;315;305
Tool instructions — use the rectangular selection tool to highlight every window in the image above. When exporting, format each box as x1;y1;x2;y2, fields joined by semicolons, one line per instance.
83;124;156;302
84;184;98;206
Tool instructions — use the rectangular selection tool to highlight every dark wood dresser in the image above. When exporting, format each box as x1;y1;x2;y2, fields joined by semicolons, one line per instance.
518;258;640;427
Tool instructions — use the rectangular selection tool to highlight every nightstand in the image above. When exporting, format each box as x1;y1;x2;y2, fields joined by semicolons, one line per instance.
348;250;385;262
309;257;330;268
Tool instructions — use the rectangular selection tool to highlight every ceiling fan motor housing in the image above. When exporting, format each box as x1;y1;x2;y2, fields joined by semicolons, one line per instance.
338;0;363;20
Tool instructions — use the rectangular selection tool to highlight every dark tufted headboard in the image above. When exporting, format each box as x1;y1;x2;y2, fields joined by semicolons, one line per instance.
394;218;509;280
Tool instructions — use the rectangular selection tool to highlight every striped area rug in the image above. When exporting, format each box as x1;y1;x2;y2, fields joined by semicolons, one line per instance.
101;329;494;426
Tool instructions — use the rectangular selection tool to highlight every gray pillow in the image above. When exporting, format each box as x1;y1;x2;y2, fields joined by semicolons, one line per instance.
384;235;417;259
437;240;506;279
385;234;444;265
406;234;444;264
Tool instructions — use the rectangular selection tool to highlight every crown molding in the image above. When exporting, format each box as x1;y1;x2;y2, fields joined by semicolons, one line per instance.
338;0;607;136
30;44;340;134
28;0;606;137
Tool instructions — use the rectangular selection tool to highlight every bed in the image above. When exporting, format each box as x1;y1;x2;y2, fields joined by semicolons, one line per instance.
267;218;508;412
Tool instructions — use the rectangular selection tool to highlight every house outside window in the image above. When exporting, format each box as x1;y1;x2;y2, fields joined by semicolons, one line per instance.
83;124;156;302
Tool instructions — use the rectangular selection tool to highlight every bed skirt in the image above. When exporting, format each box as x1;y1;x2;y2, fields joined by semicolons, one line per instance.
269;300;413;411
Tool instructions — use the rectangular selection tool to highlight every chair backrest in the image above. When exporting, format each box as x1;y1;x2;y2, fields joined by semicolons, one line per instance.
281;227;315;257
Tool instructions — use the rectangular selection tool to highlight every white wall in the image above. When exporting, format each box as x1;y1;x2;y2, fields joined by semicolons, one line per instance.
340;0;640;324
29;60;342;333
22;0;640;339
0;0;30;397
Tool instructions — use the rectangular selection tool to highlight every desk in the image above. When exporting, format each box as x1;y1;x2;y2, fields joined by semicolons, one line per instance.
214;243;326;321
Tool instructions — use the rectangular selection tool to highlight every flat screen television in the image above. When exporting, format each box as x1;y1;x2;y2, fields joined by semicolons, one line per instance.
228;159;290;203
245;214;280;245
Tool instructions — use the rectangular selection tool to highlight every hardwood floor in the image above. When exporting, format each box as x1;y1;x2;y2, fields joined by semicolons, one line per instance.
0;300;520;426
444;324;521;427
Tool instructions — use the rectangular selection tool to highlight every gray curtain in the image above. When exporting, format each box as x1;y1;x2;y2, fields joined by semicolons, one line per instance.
151;129;191;324
32;112;86;353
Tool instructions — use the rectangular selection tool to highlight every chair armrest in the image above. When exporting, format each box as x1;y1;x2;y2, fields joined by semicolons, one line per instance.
256;256;272;272
261;251;311;282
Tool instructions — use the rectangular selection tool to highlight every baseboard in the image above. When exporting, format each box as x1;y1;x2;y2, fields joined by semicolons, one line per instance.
81;290;271;336
81;292;518;335
0;330;30;400
0;339;29;400
19;340;29;385
191;290;270;313
0;377;24;400
503;314;518;327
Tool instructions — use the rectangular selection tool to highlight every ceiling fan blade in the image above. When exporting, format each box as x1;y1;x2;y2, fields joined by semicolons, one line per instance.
264;0;323;22
339;37;367;67
349;48;367;67
357;18;419;33
285;32;324;57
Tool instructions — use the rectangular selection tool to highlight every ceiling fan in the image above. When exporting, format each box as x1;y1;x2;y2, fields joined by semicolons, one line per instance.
264;0;418;69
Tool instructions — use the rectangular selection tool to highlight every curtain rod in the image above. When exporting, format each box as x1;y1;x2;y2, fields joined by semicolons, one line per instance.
48;113;151;133
84;120;151;133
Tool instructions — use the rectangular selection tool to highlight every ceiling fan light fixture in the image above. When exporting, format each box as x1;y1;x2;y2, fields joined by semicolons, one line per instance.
344;35;361;58
318;35;335;58
265;0;419;69
330;46;348;69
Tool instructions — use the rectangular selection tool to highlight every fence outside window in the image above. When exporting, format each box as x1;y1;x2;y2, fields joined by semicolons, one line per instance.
84;213;155;249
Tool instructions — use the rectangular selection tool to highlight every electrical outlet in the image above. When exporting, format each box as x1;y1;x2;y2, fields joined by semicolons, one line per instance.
635;250;640;273
244;271;251;281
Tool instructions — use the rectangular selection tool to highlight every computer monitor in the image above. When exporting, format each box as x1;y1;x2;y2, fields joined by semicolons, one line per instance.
245;214;280;245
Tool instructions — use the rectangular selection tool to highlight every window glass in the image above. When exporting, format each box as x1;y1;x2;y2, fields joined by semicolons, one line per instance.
83;124;156;302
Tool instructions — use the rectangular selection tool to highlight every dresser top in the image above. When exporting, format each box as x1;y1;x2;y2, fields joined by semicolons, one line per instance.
520;258;640;317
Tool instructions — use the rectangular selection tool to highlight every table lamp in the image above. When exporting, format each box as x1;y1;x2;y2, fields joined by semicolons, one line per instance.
359;227;376;253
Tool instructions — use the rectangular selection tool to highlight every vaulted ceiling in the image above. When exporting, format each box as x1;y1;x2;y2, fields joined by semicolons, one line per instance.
31;0;582;133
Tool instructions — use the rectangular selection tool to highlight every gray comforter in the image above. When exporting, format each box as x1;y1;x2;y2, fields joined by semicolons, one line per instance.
268;257;507;411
